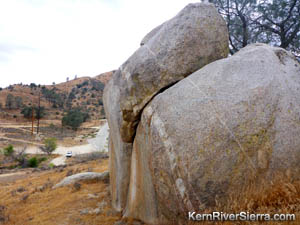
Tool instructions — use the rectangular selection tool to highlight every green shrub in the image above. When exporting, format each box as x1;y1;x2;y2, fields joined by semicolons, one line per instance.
3;145;14;156
38;157;47;163
62;108;89;130
49;163;55;168
28;157;38;168
41;138;57;155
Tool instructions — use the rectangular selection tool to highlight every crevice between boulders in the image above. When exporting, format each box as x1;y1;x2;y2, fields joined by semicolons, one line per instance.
129;80;180;142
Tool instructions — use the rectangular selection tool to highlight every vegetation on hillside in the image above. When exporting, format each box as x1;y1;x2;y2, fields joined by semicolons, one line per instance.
21;106;45;119
0;145;48;168
62;108;90;130
0;74;109;130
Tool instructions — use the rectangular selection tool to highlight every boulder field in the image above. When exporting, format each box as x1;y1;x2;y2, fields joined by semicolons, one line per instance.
103;2;300;225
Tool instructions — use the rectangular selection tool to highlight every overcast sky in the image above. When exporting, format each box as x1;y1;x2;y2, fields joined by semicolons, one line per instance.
0;0;199;88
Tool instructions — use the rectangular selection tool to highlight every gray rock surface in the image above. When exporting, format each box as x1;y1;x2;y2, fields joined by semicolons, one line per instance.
103;2;228;212
52;171;109;189
125;44;300;224
120;3;229;143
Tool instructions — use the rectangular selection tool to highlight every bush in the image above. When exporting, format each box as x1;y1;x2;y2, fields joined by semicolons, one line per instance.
41;138;57;155
3;145;14;156
38;157;47;164
28;157;38;168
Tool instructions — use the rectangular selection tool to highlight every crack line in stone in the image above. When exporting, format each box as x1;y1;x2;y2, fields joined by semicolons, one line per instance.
186;76;257;174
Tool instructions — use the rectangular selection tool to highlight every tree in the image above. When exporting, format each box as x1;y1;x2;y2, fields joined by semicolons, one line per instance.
40;138;57;155
15;96;23;108
5;94;23;109
255;0;300;56
21;106;45;119
5;94;14;109
209;0;300;58
30;83;37;89
209;0;259;54
62;108;89;130
36;106;45;119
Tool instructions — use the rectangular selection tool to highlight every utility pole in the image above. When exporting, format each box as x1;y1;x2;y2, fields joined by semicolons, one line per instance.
31;105;34;135
37;91;41;134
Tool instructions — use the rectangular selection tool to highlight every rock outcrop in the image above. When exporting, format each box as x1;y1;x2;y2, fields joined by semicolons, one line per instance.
125;44;300;224
53;172;109;189
103;2;229;212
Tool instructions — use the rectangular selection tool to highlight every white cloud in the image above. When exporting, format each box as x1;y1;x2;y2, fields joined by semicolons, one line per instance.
0;0;198;87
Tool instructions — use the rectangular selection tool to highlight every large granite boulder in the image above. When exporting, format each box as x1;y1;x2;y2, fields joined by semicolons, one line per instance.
125;44;300;224
103;2;229;212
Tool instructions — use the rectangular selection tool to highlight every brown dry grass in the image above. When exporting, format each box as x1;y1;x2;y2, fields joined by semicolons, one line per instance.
186;173;300;225
0;159;123;225
1;158;299;225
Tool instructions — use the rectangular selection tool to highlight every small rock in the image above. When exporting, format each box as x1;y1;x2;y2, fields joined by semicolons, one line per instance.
37;186;45;192
17;187;26;193
87;193;98;199
80;209;89;215
21;194;29;201
91;208;101;215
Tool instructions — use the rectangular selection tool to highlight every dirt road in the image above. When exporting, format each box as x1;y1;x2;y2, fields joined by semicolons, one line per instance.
23;122;109;166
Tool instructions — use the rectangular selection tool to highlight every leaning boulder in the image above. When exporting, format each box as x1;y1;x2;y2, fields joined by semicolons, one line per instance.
52;172;109;189
103;2;229;212
118;3;229;143
125;44;300;224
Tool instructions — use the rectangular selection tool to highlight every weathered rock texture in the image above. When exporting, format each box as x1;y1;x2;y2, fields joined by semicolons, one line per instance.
52;172;109;189
103;2;229;212
125;44;300;224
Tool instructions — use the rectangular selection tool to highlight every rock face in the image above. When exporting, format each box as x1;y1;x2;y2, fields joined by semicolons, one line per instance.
103;2;229;212
125;44;300;224
119;3;228;143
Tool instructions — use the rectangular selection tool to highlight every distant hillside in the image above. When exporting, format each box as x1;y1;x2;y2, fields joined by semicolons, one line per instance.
0;71;113;123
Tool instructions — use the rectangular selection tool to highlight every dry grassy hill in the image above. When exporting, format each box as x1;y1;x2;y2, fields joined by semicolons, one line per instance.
0;71;113;123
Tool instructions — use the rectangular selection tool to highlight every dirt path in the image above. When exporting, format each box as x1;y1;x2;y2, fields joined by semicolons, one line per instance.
23;122;110;166
0;135;44;146
1;121;109;166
